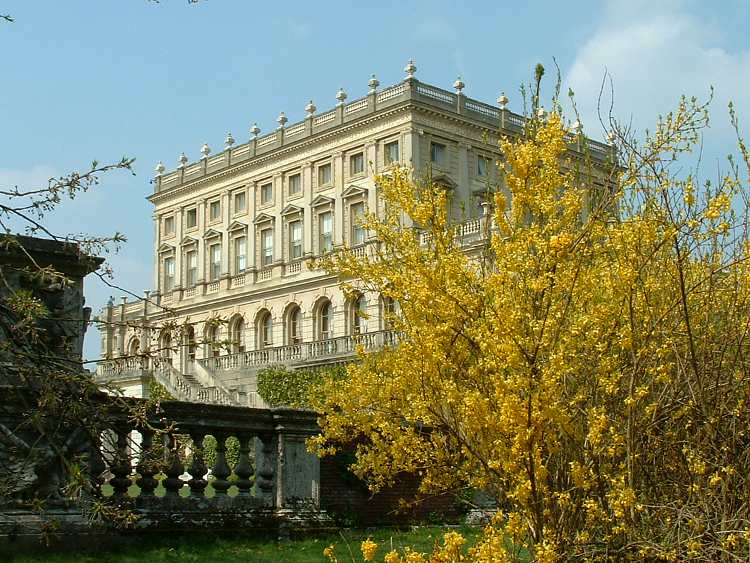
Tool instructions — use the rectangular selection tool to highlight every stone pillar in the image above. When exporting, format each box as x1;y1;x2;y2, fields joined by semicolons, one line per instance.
271;409;320;510
333;152;344;247
303;162;314;256
197;199;207;286
221;191;230;278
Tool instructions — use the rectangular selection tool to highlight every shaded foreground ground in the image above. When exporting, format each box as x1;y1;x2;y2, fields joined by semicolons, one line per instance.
10;526;485;562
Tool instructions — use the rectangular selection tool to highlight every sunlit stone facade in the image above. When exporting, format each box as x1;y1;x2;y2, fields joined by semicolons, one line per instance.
96;62;612;407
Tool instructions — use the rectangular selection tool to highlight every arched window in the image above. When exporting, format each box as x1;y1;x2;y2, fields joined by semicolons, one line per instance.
316;299;332;341
350;294;367;335
159;331;172;361
286;305;302;345
257;311;273;349
381;296;397;330
205;323;222;358
184;325;196;361
230;316;245;354
128;337;140;357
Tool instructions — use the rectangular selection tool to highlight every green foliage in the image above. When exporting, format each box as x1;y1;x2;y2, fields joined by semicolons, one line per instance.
200;435;240;471
256;364;347;409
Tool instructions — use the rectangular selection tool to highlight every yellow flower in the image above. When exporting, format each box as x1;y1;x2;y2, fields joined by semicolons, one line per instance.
323;544;337;562
361;538;378;561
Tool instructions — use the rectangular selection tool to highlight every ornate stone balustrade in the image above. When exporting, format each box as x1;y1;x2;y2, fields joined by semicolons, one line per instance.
198;330;399;373
1;393;329;540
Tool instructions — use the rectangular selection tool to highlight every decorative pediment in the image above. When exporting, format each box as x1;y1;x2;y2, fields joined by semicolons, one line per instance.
203;228;223;240
181;235;198;247
253;212;275;224
281;204;303;216
342;185;368;199
311;195;334;208
158;243;175;253
431;173;457;190
228;220;248;232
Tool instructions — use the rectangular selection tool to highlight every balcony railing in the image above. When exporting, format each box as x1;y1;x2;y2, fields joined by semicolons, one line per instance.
198;330;399;372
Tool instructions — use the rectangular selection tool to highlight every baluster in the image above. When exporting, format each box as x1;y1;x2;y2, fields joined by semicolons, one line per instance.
163;433;185;496
234;434;255;496
109;426;132;497
255;434;276;506
211;433;232;494
187;431;208;496
88;436;107;495
135;428;159;496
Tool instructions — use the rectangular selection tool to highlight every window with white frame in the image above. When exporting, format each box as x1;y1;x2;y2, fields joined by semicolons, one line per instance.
288;306;302;344
163;256;175;292
289;220;303;260
163;216;175;236
318;163;332;186
351;294;366;335
259;312;273;348
209;243;221;281
318;300;332;340
384;140;399;165
209;200;221;222
350;152;364;175
350;202;366;245
261;228;273;266
186;250;198;287
260;182;273;205
430;142;447;167
234;191;246;214
234;236;247;273
319;211;333;253
288;173;301;196
186;208;198;229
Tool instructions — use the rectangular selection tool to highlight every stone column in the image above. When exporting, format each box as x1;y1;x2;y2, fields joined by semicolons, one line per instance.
333;152;344;247
303;162;314;256
197;199;207;287
271;409;321;510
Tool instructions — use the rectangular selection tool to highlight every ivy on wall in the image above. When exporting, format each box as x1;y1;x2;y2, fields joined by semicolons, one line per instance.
256;364;347;408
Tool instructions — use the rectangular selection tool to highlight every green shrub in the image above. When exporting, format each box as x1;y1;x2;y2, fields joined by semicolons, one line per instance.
257;364;347;408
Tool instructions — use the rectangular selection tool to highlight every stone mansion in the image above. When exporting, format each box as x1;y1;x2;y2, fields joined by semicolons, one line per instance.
97;61;612;407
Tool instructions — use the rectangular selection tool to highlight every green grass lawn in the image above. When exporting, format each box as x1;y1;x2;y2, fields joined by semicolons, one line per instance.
12;526;482;563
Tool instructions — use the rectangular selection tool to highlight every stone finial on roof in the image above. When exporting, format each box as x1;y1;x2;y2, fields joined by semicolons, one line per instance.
404;59;417;80
497;92;509;110
277;112;288;129
178;152;188;167
453;76;465;95
368;74;380;94
224;132;235;148
200;143;211;159
305;100;317;115
572;120;583;134
154;161;165;176
250;123;260;137
336;87;347;105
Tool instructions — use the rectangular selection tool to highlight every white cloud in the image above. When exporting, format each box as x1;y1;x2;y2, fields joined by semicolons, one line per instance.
565;1;750;142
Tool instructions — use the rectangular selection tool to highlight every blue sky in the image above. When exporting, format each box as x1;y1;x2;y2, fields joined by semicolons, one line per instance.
2;0;749;361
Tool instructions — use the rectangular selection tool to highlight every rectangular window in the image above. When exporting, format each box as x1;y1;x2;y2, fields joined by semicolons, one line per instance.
289;220;303;260
186;208;197;229
261;229;273;266
477;155;491;177
430;142;446;167
318;163;332;186
164;216;175;236
288;173;301;195
350;152;364;175
234;236;246;273
385;140;399;165
209;200;221;222
209;243;221;281
319;211;333;253
186;250;198;287
234;191;246;213
164;257;175;291
260;182;273;205
350;202;366;245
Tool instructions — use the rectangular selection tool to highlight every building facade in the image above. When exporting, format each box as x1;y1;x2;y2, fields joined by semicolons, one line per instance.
97;61;612;407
